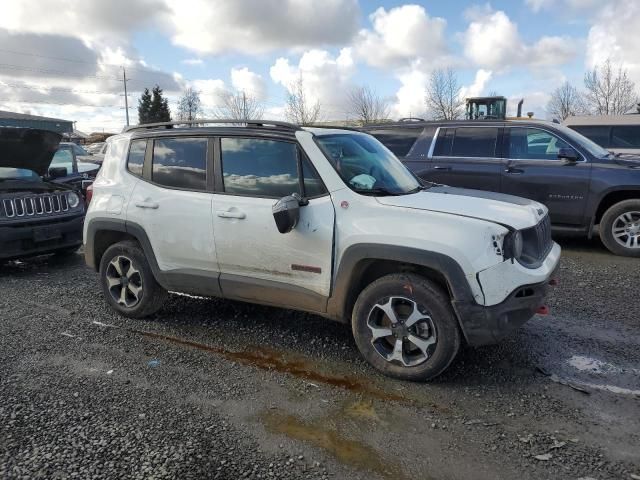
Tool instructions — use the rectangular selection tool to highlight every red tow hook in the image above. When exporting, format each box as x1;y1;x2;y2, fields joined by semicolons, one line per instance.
536;305;550;315
548;278;559;286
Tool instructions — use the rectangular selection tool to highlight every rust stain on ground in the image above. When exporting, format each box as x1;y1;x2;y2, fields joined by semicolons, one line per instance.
132;329;451;414
132;329;407;402
261;412;408;480
343;399;380;422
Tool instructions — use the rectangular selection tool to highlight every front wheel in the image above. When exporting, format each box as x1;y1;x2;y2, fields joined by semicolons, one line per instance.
351;273;461;382
599;199;640;257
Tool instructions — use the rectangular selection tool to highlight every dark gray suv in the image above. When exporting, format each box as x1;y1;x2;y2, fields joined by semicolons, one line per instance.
363;119;640;257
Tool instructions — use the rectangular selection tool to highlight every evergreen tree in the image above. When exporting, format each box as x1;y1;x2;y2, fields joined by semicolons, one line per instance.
149;85;171;123
137;88;152;124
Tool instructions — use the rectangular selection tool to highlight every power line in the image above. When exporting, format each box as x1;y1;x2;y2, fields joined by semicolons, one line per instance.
0;81;121;96
0;63;121;80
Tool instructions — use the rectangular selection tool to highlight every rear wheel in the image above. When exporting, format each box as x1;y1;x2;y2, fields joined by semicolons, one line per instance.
99;240;167;318
599;199;640;257
351;273;461;382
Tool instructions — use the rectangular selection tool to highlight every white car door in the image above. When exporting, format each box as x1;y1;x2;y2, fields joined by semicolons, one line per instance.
126;136;218;273
211;136;335;311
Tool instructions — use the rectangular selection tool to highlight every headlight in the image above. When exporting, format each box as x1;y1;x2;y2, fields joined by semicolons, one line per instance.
504;230;523;260
67;192;80;208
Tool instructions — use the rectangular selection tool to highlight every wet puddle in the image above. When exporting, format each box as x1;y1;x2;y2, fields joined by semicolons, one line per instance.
261;412;408;480
132;329;408;402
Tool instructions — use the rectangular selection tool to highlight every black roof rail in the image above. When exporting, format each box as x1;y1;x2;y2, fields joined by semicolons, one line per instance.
123;119;302;133
305;124;363;133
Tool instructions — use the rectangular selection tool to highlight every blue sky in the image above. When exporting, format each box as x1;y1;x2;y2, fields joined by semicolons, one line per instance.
0;0;637;132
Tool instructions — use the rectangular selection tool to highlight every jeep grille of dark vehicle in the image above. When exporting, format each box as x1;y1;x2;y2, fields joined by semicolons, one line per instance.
520;214;553;268
1;193;70;218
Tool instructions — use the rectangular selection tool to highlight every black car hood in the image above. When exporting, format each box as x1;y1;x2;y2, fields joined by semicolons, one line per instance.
0;127;62;176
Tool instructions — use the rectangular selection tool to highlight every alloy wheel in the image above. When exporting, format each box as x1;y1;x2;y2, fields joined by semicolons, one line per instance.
611;211;640;249
366;296;437;367
105;255;143;308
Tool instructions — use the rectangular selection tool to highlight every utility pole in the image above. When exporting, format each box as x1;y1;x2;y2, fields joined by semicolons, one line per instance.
122;67;130;126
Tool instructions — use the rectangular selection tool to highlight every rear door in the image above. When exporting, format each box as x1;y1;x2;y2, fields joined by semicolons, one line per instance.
427;126;503;192
126;136;219;273
500;126;591;226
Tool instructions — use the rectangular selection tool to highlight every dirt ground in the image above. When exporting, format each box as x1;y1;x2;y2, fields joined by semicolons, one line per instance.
1;237;639;479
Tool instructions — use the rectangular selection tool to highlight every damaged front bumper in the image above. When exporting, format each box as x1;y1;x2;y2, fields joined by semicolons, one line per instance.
453;242;561;346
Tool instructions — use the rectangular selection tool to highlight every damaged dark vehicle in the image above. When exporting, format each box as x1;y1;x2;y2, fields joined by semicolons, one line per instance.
0;127;85;261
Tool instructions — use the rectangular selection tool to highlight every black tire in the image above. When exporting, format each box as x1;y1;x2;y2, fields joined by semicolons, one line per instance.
599;199;640;257
351;273;461;382
99;240;167;318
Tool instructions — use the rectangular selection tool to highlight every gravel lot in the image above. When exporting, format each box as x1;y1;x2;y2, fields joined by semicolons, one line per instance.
1;237;639;480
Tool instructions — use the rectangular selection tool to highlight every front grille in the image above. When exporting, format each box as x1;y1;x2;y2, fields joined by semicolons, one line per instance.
520;214;553;268
1;193;70;219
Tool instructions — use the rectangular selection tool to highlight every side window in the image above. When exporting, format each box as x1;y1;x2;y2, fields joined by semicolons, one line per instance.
433;128;453;156
301;156;327;197
152;137;207;190
369;129;422;157
611;126;640;148
571;126;611;147
127;139;146;177
451;127;498;157
221;138;300;198
508;128;570;160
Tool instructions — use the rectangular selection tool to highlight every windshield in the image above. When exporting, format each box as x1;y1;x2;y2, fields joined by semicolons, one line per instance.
555;124;610;158
315;133;421;195
0;167;41;182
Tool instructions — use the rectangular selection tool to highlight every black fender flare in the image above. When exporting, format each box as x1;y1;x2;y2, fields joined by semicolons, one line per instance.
325;243;477;322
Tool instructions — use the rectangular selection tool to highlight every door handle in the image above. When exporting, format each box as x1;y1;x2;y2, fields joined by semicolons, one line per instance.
135;201;159;209
216;210;246;219
505;166;524;174
433;166;452;171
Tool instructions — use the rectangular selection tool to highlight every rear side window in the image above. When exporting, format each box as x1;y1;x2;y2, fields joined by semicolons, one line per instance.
571;126;611;147
369;129;422;157
127;139;146;177
152;137;207;190
433;128;453;156
451;128;498;158
611;126;640;148
221;138;300;198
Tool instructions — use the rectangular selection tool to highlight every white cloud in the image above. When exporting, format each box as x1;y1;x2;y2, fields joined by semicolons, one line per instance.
585;0;640;84
460;69;493;99
355;5;448;68
462;8;577;70
164;0;359;55
0;0;165;43
190;79;226;109
390;63;428;119
270;48;355;119
230;67;267;101
525;0;555;12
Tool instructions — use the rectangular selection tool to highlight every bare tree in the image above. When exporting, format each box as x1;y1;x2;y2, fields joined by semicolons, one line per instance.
284;76;321;125
176;87;203;121
215;90;264;121
547;81;586;120
584;59;638;115
426;68;464;120
346;85;390;125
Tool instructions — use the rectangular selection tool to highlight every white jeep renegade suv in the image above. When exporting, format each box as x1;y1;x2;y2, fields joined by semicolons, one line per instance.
84;120;560;381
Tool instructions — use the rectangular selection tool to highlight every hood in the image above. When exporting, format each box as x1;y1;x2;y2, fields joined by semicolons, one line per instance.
375;186;547;230
613;155;640;169
0;127;62;176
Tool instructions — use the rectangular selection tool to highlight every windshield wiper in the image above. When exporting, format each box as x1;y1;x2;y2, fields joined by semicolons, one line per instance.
353;187;403;196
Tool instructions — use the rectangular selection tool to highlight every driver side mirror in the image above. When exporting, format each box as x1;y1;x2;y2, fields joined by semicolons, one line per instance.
48;167;68;179
272;194;302;234
557;147;579;163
